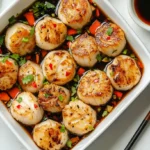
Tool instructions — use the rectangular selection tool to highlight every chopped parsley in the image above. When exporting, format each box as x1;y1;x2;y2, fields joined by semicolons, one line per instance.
10;54;20;61
19;57;26;66
71;97;77;102
58;95;64;102
22;75;34;84
107;27;113;36
71;86;76;96
122;49;128;55
73;75;80;82
67;140;72;148
44;93;50;98
89;126;94;131
60;125;66;133
17;97;23;103
102;110;108;117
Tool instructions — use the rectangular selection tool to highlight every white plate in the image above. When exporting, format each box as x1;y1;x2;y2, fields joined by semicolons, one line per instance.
0;0;150;150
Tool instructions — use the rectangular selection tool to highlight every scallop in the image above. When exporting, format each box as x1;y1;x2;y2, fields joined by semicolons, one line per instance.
95;23;126;57
5;23;36;56
77;70;113;106
0;57;18;90
42;50;76;85
33;119;68;150
38;84;70;113
18;60;44;93
35;16;67;50
106;55;141;91
70;33;99;67
58;0;92;29
62;100;96;136
10;92;44;125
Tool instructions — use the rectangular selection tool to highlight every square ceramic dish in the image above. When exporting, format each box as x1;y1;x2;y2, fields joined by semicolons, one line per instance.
1;0;150;150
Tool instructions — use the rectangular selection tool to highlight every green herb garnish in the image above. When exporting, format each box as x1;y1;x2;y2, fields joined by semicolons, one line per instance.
22;37;29;43
73;75;80;82
19;57;26;66
1;56;9;63
89;126;94;131
102;110;108;117
10;54;20;61
110;72;114;77
9;16;17;25
0;36;4;46
45;1;56;9
71;97;77;101
67;140;72;148
30;27;35;36
7;100;12;108
60;125;66;133
17;97;22;103
66;35;74;41
107;27;113;36
58;95;64;102
96;54;102;62
71;86;76;96
122;49;128;55
44;93;50;98
102;57;111;63
22;75;34;84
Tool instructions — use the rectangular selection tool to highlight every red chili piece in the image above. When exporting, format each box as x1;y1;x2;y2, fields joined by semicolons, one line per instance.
49;63;53;70
66;71;71;76
53;24;57;28
106;36;110;40
32;82;37;88
34;104;38;108
17;105;21;109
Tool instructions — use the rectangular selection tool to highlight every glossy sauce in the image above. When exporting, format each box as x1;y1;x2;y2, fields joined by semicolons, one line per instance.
134;0;150;25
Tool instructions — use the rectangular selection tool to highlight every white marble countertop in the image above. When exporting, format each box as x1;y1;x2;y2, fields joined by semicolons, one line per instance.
0;0;150;150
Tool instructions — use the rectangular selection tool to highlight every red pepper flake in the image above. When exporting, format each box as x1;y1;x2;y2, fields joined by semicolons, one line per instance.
0;49;2;54
17;105;21;109
49;63;53;70
66;71;71;76
106;36;111;40
96;8;100;17
41;25;46;29
32;82;37;88
34;104;38;108
6;60;13;66
53;24;57;28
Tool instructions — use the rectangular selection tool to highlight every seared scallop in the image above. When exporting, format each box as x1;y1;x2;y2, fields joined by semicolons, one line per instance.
106;55;141;91
95;23;126;57
5;23;35;56
35;17;67;50
10;92;44;125
18;60;44;93
70;33;99;67
38;84;70;113
58;0;92;29
42;50;76;85
0;57;18;90
33;119;68;150
63;100;96;136
77;70;113;106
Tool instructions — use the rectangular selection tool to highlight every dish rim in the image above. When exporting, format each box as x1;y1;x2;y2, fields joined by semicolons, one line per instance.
0;0;150;150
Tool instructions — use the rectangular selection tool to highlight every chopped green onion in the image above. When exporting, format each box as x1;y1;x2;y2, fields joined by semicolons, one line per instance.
97;107;101;112
22;37;29;43
107;27;113;36
60;125;66;133
51;13;55;17
0;35;4;46
22;75;34;84
102;110;108;117
17;97;23;103
102;57;111;62
71;97;77;101
42;116;48;121
30;27;35;36
67;140;72;148
58;95;64;102
9;16;17;25
77;29;82;34
96;54;102;62
130;53;135;58
44;93;50;98
122;49;128;55
66;35;74;41
106;105;113;113
89;126;94;131
73;75;80;82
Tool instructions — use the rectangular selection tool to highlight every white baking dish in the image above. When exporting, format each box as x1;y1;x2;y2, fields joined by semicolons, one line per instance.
0;0;150;150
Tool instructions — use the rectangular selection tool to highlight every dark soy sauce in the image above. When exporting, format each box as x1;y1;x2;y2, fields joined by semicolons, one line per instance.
134;0;150;25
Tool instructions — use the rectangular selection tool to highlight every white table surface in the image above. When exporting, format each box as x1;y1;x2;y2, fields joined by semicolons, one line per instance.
0;0;150;150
